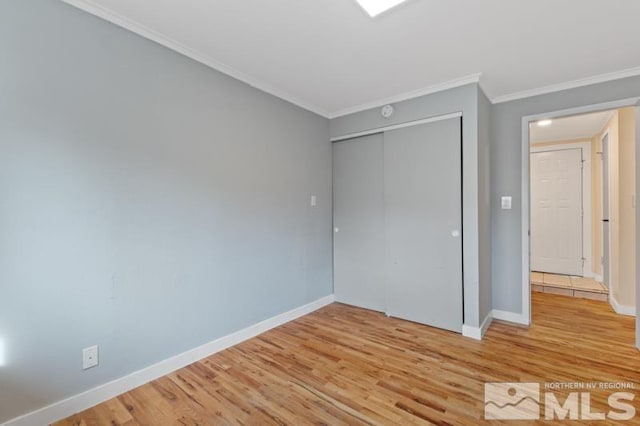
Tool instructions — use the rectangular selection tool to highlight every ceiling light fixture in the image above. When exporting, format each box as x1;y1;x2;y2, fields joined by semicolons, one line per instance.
537;119;553;127
355;0;409;18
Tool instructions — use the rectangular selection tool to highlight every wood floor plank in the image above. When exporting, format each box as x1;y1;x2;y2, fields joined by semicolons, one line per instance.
55;293;640;425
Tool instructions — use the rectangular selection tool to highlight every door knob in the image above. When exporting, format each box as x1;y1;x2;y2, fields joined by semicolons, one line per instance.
451;230;460;237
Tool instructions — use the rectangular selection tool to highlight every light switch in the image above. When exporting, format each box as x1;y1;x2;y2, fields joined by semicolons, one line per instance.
310;195;317;207
501;196;512;210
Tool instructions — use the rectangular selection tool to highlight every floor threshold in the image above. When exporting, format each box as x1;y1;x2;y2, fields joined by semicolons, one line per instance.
531;271;608;301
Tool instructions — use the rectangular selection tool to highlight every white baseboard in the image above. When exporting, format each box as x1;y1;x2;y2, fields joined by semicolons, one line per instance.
579;271;605;283
609;293;636;317
492;309;530;326
462;312;494;340
461;325;479;340
457;308;531;340
2;294;335;426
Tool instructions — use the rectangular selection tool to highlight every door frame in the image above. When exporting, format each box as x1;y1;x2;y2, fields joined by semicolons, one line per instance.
520;97;640;327
530;142;592;278
600;129;611;288
330;111;462;142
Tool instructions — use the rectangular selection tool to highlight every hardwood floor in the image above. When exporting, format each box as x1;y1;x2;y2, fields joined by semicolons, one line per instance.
56;293;639;425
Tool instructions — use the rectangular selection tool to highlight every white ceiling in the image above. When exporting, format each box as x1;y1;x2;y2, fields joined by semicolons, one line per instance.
63;0;640;118
530;110;613;143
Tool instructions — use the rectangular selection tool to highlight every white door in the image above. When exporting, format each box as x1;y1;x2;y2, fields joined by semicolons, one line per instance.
333;133;386;312
384;118;463;333
530;148;583;275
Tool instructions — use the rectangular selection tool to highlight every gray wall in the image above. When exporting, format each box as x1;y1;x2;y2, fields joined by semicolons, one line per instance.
0;0;332;422
331;84;484;328
491;76;640;315
478;89;493;322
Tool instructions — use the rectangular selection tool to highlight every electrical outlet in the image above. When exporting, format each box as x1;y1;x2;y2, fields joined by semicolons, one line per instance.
82;345;99;370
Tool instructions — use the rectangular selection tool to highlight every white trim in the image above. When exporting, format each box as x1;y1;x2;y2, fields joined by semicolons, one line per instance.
330;112;462;142
462;312;494;340
48;3;640;117
609;292;636;317
492;309;530;326
600;128;612;290
2;295;336;426
60;0;331;118
460;309;532;337
598;111;616;135
54;1;640;117
521;97;640;330
530;141;593;278
328;74;481;119
493;66;640;104
481;313;494;336
60;0;478;119
461;325;481;340
522;117;532;326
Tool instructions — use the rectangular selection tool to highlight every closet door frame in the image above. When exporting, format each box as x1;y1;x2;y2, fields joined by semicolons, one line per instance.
331;111;464;330
331;112;462;143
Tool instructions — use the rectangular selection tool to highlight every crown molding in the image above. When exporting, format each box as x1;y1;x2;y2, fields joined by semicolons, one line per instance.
63;0;480;120
327;73;482;119
491;66;640;104
60;0;332;118
596;110;616;135
57;1;640;118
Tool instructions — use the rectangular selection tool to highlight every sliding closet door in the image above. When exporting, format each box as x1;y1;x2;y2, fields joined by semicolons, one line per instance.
333;133;385;312
384;118;463;332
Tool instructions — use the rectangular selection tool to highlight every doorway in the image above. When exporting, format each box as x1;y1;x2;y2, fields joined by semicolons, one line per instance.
529;112;608;300
523;101;638;325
